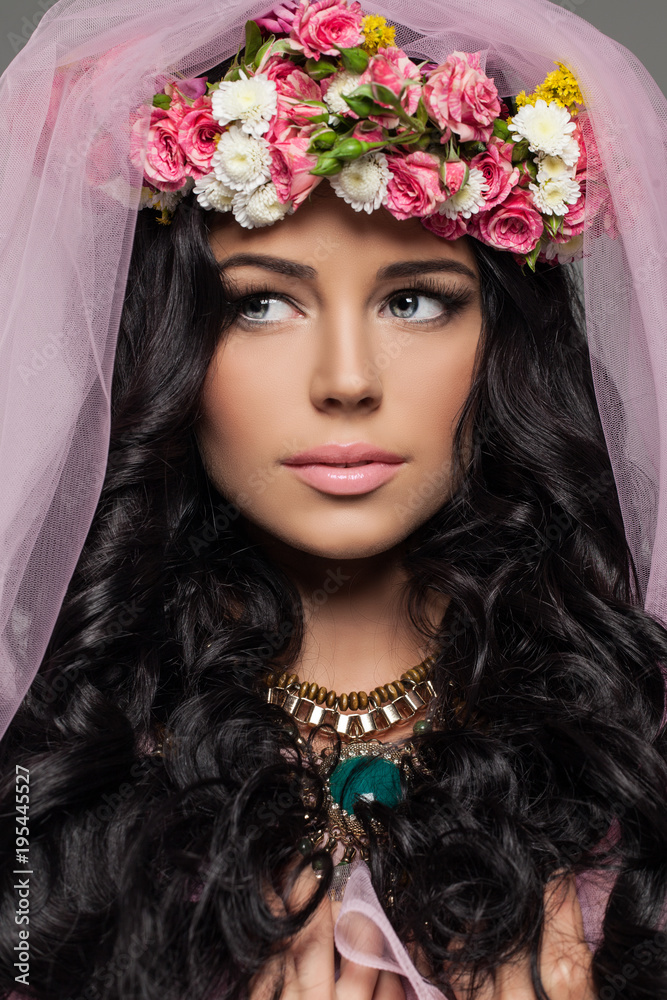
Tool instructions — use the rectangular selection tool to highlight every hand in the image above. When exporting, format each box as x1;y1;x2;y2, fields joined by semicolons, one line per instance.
248;863;406;1000
449;874;596;1000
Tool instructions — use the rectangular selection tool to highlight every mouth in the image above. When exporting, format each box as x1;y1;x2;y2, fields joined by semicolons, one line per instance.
283;458;405;496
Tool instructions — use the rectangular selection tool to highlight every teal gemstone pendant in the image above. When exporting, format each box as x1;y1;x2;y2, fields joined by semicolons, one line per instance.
328;750;403;817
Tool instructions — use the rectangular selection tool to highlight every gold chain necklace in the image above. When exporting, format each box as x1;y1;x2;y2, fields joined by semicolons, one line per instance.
261;653;437;741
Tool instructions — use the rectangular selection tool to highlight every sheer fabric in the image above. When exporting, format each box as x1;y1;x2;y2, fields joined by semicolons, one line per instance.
0;0;665;972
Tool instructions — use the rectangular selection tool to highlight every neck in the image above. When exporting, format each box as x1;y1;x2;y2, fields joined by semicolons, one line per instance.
247;526;445;698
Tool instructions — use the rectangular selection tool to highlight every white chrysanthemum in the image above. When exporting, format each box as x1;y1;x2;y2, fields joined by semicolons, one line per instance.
559;135;581;169
323;71;363;115
211;71;277;138
536;154;576;184
232;182;293;229
544;232;584;264
328;152;390;214
529;175;581;215
212;126;271;193
193;173;235;212
439;167;488;219
140;186;184;212
509;99;577;157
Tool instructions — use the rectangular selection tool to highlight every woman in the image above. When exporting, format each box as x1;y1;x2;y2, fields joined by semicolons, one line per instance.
0;1;666;998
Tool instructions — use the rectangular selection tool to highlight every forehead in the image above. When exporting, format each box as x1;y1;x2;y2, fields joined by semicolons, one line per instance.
208;182;479;278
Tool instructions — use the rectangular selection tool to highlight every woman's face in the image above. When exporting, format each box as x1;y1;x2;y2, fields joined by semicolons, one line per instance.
198;185;483;560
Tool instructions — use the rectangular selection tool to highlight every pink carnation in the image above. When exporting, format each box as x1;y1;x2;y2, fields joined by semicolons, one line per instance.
130;107;188;191
469;138;519;209
359;46;421;123
385;151;444;220
471;189;544;255
557;166;607;240
177;103;223;179
270;135;321;208
422;212;468;240
290;0;363;60
423;51;501;143
276;67;324;126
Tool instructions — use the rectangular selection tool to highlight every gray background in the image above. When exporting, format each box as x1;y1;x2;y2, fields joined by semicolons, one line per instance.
0;0;665;95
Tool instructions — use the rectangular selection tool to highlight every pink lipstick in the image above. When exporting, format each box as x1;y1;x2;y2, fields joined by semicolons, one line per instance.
282;443;405;496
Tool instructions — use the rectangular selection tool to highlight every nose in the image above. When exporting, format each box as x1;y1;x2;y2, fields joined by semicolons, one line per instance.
309;305;383;416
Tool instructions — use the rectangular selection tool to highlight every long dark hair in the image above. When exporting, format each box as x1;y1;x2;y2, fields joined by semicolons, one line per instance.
1;194;666;1000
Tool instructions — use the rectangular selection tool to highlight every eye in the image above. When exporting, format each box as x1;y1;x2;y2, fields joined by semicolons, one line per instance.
383;292;447;322
237;295;300;323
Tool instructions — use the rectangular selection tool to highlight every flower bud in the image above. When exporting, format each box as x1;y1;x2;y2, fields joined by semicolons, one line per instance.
333;138;367;160
311;155;344;176
340;46;370;74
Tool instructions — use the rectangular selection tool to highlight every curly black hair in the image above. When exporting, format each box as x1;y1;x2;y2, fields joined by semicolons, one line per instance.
1;193;666;1000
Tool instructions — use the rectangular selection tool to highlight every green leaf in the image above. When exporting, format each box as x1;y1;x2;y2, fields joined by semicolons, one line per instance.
523;241;542;272
224;65;242;82
339;46;369;74
544;214;564;238
511;139;530;163
253;37;277;69
343;92;375;117
152;93;171;109
305;57;338;80
415;98;429;128
492;117;511;140
244;19;263;64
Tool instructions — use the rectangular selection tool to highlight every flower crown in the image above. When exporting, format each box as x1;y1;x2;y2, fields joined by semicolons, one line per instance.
132;0;609;270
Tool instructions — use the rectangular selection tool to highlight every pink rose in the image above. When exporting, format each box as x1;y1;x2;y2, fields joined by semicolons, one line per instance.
130;107;188;191
290;0;363;60
423;51;501;143
469;138;519;209
421;212;468;240
270;135;322;208
177;103;222;178
261;54;298;83
385;151;444;220
359;46;421;122
471;190;544;254
255;0;300;34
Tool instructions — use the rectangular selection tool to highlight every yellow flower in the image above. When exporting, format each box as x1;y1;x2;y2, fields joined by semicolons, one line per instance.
361;14;396;55
515;62;584;116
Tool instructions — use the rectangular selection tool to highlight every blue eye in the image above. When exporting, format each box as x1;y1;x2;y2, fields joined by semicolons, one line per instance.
385;292;445;321
238;296;298;322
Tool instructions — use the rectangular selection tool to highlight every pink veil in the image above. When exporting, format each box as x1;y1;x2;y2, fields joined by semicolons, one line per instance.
0;0;666;787
0;0;665;981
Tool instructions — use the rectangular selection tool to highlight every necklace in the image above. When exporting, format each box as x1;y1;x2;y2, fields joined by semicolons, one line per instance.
261;653;437;741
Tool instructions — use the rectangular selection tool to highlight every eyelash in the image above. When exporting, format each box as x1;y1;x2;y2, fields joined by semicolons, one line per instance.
226;277;474;327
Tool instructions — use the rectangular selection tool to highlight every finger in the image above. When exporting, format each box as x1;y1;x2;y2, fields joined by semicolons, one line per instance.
288;862;337;997
336;908;383;1000
540;875;595;999
372;969;407;1000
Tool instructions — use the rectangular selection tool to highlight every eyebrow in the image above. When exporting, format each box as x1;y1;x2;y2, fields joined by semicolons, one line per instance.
218;253;478;284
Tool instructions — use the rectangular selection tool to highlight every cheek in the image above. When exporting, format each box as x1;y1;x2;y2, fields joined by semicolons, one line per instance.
397;324;480;452
197;338;303;503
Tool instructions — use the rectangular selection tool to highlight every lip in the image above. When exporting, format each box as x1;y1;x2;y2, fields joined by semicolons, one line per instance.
282;442;406;496
284;443;405;466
